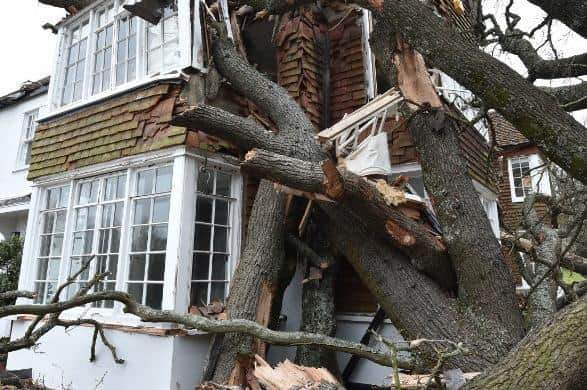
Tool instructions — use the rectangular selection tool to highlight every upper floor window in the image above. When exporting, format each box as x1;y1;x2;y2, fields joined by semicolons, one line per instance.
508;154;551;203
53;0;182;110
16;108;40;169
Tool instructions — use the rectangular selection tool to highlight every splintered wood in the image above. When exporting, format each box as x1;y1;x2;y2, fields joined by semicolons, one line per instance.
252;355;339;390
375;179;407;206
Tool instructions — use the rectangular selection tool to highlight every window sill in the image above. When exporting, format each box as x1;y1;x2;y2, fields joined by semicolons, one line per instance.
40;71;189;123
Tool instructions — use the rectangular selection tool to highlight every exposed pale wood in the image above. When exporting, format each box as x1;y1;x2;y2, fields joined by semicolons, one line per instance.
252;355;340;390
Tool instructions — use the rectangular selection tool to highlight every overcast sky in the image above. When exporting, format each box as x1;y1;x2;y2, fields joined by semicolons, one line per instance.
0;1;65;95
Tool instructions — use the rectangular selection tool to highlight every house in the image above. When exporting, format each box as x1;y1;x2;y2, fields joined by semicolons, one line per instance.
0;78;49;241
6;1;502;388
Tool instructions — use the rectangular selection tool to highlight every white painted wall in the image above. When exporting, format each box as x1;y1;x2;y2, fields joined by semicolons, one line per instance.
0;93;46;202
8;320;212;390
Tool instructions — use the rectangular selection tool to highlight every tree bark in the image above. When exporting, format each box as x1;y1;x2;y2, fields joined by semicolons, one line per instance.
522;195;558;329
294;218;340;376
465;294;587;390
209;181;288;384
241;149;456;289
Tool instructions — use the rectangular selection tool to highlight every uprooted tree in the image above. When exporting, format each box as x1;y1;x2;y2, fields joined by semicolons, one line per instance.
4;0;587;388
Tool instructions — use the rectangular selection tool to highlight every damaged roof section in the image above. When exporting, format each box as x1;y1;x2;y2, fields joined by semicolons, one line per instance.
0;77;50;109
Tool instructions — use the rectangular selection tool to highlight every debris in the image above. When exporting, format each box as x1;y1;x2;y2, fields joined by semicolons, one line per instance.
252;355;339;390
375;179;407;206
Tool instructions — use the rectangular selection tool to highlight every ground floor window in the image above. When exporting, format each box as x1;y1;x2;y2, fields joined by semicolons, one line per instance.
26;153;242;312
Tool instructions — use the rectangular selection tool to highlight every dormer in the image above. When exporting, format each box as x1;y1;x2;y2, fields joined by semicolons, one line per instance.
46;0;211;115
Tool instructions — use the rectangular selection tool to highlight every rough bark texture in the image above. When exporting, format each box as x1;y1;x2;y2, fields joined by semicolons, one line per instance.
241;149;455;289
294;218;340;376
522;195;558;329
407;109;524;338
466;294;587;390
542;81;587;112
210;181;287;384
319;205;519;371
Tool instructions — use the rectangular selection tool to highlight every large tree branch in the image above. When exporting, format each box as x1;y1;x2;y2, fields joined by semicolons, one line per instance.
241;149;456;289
542;81;587;112
499;31;587;80
526;0;587;39
367;0;587;183
0;290;412;370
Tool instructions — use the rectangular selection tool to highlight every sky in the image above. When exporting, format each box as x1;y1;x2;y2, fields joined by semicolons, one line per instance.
0;1;65;95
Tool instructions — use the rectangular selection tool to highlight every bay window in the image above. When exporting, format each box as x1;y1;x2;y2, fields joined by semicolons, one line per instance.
25;154;242;316
51;0;189;111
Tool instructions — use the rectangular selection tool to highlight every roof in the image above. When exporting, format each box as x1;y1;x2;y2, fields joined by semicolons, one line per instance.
487;110;529;148
0;77;50;109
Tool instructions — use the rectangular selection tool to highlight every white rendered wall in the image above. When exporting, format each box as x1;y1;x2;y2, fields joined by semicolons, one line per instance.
8;320;212;390
0;93;46;203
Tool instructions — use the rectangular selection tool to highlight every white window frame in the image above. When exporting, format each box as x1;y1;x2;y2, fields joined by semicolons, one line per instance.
507;154;551;203
47;0;201;116
17;147;242;327
15;108;40;170
473;180;500;239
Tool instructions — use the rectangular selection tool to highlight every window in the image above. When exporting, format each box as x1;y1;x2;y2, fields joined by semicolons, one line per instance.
16;108;39;168
91;4;115;95
146;4;180;75
34;185;70;304
190;168;235;307
53;0;182;110
67;174;126;308
26;156;242;314
509;156;532;202
61;20;89;105
127;165;172;309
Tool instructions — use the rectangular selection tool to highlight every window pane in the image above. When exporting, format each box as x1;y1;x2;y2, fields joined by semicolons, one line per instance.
163;40;179;68
134;198;151;224
215;200;229;225
128;283;143;303
48;188;60;209
108;255;118;278
215;172;231;196
42;213;55;234
111;228;121;252
98;229;110;253
212;254;228;280
152;196;170;223
194;224;211;251
150;225;168;251
197;170;213;194
137;170;154;195
155;166;172;193
146;284;163;309
40;236;51;256
147;24;161;49
192;253;209;280
50;235;64;256
117;175;126;198
190;282;208;307
34;282;45;304
148;254;165;281
116;64;125;85
129;255;146;280
131;226;148;252
36;259;48;280
196;197;212;223
213;226;228;252
48;259;61;280
210;282;226;302
55;210;67;232
148;47;162;74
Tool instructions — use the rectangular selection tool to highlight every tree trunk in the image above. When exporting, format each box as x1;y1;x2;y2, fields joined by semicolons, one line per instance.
466;294;587;390
209;180;287;384
294;218;340;376
522;195;558;329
